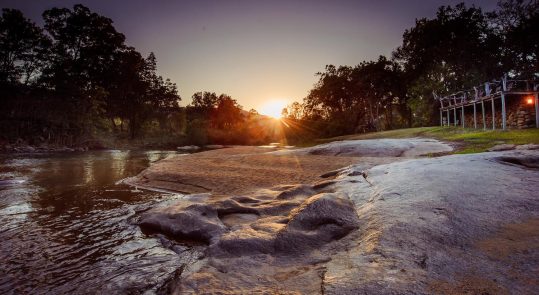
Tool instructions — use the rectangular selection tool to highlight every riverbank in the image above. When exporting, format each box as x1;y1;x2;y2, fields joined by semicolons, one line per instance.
136;135;539;293
126;138;452;196
0;142;173;154
134;140;539;293
6;126;537;155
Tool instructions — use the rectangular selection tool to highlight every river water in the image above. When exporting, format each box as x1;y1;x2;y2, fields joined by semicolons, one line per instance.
0;150;195;294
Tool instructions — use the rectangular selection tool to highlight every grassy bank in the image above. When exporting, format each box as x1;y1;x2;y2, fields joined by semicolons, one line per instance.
315;127;539;154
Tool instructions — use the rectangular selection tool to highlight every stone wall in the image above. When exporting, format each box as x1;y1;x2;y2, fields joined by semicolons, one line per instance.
507;96;536;128
457;95;537;129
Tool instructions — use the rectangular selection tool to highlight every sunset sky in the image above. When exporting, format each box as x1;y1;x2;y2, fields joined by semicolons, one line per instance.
1;0;498;112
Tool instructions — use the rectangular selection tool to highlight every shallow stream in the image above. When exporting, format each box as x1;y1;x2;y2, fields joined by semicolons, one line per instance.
0;150;193;294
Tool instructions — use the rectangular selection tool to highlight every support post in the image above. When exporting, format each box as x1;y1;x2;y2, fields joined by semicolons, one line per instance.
454;108;457;126
491;98;496;130
481;101;487;130
501;93;506;130
535;93;539;128
447;109;450;126
473;103;477;129
462;106;465;128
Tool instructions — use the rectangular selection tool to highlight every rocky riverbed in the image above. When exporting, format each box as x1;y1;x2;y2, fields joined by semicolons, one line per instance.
130;138;539;294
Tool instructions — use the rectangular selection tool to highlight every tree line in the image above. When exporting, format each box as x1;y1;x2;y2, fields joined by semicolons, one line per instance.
1;1;537;147
0;4;268;148
185;91;280;145
283;0;538;141
0;5;185;146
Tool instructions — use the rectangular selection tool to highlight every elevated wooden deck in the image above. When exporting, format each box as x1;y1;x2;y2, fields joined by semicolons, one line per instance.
435;77;539;130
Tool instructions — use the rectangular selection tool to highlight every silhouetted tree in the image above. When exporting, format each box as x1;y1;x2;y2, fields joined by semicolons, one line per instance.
0;9;50;85
41;4;127;137
300;56;406;136
0;9;52;142
212;95;244;129
393;3;502;125
489;0;539;77
0;5;180;145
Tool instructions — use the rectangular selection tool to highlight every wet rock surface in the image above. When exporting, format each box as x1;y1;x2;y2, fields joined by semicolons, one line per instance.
140;187;361;255
128;146;372;195
135;140;538;294
139;183;361;293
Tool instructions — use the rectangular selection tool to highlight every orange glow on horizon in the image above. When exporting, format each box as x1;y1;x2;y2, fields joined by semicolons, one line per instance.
259;100;288;119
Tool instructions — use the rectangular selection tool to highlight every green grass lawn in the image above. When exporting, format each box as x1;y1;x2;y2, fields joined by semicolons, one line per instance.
316;126;539;154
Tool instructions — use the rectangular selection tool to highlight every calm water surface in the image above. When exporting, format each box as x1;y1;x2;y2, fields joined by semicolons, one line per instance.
0;150;194;294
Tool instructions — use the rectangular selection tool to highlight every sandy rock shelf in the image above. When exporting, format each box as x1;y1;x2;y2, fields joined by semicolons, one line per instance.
128;146;381;196
127;138;454;196
129;139;539;294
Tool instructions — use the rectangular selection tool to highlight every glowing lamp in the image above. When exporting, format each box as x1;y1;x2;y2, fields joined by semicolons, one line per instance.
525;96;534;105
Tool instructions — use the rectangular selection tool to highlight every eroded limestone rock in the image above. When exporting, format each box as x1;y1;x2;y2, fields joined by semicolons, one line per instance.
139;202;226;244
139;184;361;293
141;186;360;257
324;150;539;294
137;142;537;294
275;193;360;253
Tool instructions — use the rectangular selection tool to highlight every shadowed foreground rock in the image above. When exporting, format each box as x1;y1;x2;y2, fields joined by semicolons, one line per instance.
139;199;227;245
140;188;361;255
136;141;538;294
140;185;361;293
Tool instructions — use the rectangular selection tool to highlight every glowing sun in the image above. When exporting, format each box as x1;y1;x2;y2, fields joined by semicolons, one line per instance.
259;100;288;119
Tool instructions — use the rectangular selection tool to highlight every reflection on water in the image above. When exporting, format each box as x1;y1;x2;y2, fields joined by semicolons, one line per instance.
0;150;191;294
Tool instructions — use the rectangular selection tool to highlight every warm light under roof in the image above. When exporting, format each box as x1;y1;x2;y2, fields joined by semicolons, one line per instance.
259;100;288;119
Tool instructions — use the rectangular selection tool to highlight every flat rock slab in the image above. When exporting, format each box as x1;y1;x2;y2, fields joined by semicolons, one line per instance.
128;139;453;196
141;149;538;294
271;138;453;157
326;149;539;294
134;140;539;294
128;146;390;195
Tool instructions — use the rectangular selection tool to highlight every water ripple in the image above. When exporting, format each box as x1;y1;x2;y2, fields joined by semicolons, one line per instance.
0;151;192;294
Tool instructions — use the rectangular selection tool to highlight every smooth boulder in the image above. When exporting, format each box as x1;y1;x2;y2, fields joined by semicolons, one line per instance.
139;202;226;244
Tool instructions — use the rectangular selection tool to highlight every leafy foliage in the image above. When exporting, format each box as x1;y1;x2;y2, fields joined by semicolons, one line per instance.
286;0;538;140
286;56;407;140
0;5;181;144
1;1;537;147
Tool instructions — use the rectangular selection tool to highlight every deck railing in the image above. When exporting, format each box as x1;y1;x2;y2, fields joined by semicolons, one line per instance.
434;76;539;130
